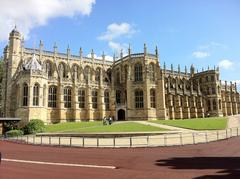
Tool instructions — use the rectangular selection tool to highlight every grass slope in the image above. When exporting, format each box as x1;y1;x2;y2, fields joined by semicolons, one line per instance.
45;121;167;133
150;117;227;130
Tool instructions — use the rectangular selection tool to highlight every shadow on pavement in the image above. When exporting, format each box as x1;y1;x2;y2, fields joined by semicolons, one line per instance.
155;157;240;179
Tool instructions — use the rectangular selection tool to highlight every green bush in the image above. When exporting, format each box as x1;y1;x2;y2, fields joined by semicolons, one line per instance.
4;121;20;131
23;119;45;134
6;129;24;137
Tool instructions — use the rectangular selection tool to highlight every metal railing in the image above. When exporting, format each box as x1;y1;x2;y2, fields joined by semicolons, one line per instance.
2;127;239;148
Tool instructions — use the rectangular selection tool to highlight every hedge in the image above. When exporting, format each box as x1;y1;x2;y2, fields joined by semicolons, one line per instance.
23;119;45;134
6;129;24;137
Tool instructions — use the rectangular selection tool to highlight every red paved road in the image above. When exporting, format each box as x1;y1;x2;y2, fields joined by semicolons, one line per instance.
1;137;240;179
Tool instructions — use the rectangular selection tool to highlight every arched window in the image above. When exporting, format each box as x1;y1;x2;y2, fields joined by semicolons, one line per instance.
64;87;71;108
22;83;28;106
59;63;67;79
116;90;121;104
165;94;168;108
165;78;168;90
43;85;46;106
173;96;176;107
149;63;155;81
211;75;215;82
212;87;216;94
107;69;111;82
33;83;39;106
135;89;144;108
218;86;221;94
115;69;120;85
124;65;128;81
135;63;143;82
104;90;110;111
170;78;175;89
78;89;85;108
219;99;222;109
180;97;183;106
92;90;98;109
150;89;156;108
208;100;211;111
95;68;101;82
48;86;57;108
84;66;90;82
207;87;210;95
45;61;53;78
213;99;217;110
205;76;209;82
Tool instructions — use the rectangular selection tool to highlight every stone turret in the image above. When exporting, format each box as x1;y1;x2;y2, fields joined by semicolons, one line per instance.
8;26;21;78
91;49;94;61
102;51;105;64
120;49;123;59
67;45;71;57
155;46;158;58
128;44;131;56
79;47;83;59
39;40;43;52
190;64;195;77
53;42;57;54
185;66;187;75
144;43;147;56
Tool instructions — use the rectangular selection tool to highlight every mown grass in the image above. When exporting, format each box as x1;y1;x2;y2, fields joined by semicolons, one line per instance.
150;117;228;130
45;121;102;133
45;121;167;133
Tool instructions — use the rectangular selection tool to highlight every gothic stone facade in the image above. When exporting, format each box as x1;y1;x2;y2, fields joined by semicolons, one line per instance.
1;28;240;124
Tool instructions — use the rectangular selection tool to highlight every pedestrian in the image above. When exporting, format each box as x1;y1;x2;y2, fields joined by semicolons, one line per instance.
103;117;107;125
109;116;112;125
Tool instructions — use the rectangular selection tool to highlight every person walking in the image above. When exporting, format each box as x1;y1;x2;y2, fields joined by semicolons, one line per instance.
109;116;112;125
103;117;107;125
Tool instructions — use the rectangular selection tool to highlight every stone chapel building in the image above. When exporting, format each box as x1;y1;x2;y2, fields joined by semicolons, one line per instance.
1;27;239;124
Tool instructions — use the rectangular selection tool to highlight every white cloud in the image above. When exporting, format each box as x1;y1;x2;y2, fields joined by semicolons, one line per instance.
86;53;113;61
98;22;136;56
192;51;210;58
87;53;100;59
98;23;136;41
0;0;95;41
108;41;128;54
232;80;240;85
105;55;113;61
218;59;234;70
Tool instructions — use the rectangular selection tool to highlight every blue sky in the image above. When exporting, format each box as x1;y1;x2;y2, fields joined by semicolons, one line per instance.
0;0;240;84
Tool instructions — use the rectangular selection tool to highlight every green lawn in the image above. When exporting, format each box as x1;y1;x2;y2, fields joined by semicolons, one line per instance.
45;121;167;133
150;117;228;130
45;121;102;133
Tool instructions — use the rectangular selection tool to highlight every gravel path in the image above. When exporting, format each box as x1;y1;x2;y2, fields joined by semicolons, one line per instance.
227;115;240;128
134;121;195;132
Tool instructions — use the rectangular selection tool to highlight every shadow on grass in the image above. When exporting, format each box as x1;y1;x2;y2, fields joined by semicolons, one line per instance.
155;157;240;179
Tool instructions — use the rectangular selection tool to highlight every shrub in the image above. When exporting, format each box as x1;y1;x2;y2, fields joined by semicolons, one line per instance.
6;129;24;137
23;119;45;134
4;121;20;131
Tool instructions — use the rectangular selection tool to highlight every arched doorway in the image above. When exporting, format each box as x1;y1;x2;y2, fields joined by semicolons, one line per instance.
118;109;125;121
